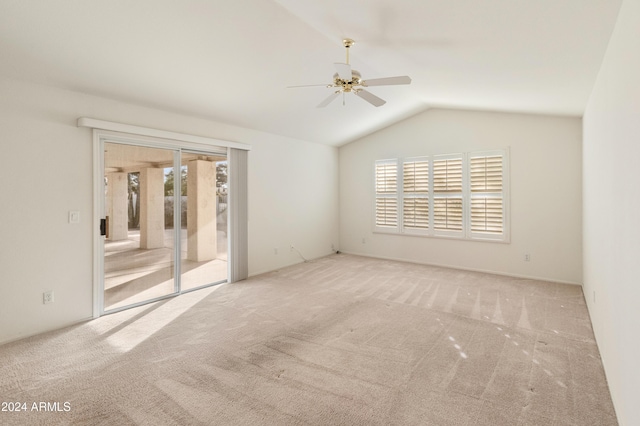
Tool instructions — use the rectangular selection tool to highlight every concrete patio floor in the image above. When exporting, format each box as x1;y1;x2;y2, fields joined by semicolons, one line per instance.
104;228;227;311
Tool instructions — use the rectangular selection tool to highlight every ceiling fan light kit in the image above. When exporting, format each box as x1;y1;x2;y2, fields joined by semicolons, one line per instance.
290;38;412;108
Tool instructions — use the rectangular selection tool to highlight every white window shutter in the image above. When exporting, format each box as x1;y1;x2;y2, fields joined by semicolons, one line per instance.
433;158;463;192
469;153;505;238
373;149;508;242
433;197;463;231
470;155;503;192
403;160;429;192
402;159;429;231
470;197;503;233
433;157;463;232
375;160;398;228
376;198;398;227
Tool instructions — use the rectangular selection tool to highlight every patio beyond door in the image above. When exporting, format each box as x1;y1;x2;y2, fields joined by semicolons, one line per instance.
102;142;228;313
180;151;229;292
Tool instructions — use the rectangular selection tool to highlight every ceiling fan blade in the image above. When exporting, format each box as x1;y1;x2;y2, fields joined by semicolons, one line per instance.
317;92;340;108
287;84;330;89
356;90;386;107
363;76;412;86
334;63;352;81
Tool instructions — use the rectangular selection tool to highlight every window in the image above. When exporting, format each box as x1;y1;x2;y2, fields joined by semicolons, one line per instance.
374;149;509;242
468;151;506;241
433;155;464;237
375;160;398;228
402;158;429;233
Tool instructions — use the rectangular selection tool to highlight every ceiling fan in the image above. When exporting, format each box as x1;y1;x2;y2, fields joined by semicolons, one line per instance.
289;38;411;108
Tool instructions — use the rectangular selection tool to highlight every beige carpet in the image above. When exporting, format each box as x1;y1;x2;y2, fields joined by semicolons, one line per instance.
0;254;617;425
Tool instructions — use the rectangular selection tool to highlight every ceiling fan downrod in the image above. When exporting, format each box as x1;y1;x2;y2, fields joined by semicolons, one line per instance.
343;38;354;65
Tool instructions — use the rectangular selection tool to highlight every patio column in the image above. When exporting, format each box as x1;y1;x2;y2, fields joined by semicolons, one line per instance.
139;167;165;249
187;159;216;261
107;172;128;241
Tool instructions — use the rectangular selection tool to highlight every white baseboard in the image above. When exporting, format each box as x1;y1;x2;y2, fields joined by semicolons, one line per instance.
338;250;582;286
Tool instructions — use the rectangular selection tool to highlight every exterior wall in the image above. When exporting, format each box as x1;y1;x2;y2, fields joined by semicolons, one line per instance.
0;77;339;344
339;108;583;284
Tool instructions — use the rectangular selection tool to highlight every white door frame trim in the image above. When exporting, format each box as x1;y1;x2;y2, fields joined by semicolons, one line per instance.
86;120;246;318
78;117;251;151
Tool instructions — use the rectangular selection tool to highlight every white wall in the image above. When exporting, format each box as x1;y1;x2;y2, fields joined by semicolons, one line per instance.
583;1;640;424
339;108;582;284
0;77;339;344
248;132;339;275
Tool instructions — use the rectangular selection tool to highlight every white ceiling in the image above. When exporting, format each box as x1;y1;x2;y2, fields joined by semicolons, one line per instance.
0;0;622;146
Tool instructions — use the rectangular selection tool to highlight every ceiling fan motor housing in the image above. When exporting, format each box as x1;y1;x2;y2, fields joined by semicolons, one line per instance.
333;69;362;92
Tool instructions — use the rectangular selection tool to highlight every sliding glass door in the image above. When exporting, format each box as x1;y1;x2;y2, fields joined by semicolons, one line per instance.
103;143;179;311
101;142;228;313
180;152;228;292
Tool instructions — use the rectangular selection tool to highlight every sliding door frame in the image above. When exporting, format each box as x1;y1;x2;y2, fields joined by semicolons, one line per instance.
99;139;183;314
89;125;249;318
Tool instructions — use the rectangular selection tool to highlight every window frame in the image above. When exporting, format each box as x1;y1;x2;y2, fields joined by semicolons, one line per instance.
466;149;510;242
372;148;509;243
401;156;430;236
432;153;465;239
374;159;400;233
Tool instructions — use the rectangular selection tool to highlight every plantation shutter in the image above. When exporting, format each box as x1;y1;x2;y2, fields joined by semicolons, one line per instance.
470;155;502;192
470;155;503;234
375;160;398;228
372;150;508;242
433;158;462;192
403;159;429;230
433;157;463;231
403;160;429;192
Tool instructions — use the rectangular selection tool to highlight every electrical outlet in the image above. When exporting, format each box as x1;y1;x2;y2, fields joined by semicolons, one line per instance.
331;243;335;251
69;210;80;224
362;237;366;244
43;291;54;304
524;254;531;262
274;248;278;255
290;244;294;252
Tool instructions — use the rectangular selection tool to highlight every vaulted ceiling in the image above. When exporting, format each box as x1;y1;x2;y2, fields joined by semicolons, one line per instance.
0;0;622;146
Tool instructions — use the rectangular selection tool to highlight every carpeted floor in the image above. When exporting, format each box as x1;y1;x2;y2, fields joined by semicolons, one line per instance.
0;254;617;425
